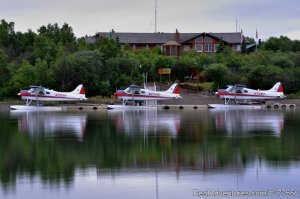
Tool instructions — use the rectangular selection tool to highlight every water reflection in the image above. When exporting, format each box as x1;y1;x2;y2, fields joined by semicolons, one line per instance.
0;109;299;198
108;110;180;137
210;109;284;136
10;110;87;141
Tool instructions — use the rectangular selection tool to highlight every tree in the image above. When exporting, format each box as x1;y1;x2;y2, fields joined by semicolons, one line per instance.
263;36;293;52
37;23;77;54
216;38;226;53
243;36;256;44
0;50;10;97
95;36;121;60
281;67;300;93
9;60;36;92
13;30;36;63
53;50;112;96
205;63;230;89
289;52;300;67
33;34;57;63
0;19;15;47
270;53;294;68
0;19;17;59
34;59;55;87
248;65;283;90
292;40;300;52
241;38;247;53
0;50;9;85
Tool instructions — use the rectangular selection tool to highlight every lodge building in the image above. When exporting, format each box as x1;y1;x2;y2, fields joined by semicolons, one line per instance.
85;30;243;57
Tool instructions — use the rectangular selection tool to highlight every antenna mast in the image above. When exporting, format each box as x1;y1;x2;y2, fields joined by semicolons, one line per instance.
155;0;157;33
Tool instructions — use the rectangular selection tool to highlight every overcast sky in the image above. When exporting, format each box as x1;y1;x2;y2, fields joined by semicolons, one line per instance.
2;0;300;40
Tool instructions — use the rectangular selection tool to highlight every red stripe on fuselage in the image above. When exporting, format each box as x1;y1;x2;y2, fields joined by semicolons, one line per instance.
20;93;80;100
116;93;172;99
218;92;279;98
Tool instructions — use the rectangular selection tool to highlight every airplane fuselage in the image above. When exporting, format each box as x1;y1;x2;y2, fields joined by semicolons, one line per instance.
217;87;285;101
19;90;86;101
115;88;181;101
18;85;86;102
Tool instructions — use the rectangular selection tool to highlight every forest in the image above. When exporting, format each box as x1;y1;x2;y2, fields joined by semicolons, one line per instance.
1;19;300;98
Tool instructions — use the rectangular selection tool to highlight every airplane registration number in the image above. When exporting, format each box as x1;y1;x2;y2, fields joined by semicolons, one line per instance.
254;92;265;96
55;94;67;97
149;93;160;96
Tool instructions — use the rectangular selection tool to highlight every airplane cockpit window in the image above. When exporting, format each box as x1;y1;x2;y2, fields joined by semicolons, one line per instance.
38;91;44;95
141;91;145;94
124;88;130;93
46;92;50;94
243;90;248;93
128;85;141;95
28;88;34;93
227;86;234;93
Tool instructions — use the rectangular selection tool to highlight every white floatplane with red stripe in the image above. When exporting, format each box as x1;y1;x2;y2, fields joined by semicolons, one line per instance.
108;83;181;109
10;84;87;110
208;82;285;109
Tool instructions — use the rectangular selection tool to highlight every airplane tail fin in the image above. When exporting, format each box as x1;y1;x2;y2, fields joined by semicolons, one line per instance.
165;83;180;94
71;84;87;100
268;82;284;93
71;84;85;94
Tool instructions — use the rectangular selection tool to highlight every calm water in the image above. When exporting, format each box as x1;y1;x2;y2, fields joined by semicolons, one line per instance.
0;109;300;199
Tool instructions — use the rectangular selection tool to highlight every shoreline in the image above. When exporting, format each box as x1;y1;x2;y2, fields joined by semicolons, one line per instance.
1;93;300;111
158;93;300;105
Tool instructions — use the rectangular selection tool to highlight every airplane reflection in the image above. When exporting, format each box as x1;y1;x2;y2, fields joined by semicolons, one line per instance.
108;110;181;137
210;109;284;136
10;110;87;141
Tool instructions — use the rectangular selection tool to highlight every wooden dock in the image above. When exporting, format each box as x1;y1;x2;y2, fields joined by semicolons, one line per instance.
61;103;296;111
262;104;296;109
158;105;208;110
63;104;108;111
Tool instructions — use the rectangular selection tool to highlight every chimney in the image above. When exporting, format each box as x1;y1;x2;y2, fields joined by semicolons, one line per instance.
175;29;180;42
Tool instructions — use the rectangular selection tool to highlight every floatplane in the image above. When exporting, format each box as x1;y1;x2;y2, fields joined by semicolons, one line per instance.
108;83;181;110
10;84;87;110
210;109;284;136
208;82;285;109
10;111;87;141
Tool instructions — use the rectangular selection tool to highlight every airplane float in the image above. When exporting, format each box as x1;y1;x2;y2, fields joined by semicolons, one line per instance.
110;83;181;109
10;84;87;110
208;82;285;109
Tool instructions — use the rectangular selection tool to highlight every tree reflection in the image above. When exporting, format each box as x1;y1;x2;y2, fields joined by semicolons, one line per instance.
0;110;299;190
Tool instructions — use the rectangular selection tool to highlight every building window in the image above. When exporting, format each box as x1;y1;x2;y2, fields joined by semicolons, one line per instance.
204;36;213;43
205;44;212;52
214;44;220;52
195;37;203;43
171;46;177;55
195;44;203;52
163;45;180;57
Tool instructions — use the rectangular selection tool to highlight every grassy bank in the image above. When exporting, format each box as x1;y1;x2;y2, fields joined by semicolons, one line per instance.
287;91;300;99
